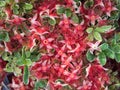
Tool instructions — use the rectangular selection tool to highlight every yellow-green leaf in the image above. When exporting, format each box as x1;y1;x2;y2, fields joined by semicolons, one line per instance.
93;31;102;41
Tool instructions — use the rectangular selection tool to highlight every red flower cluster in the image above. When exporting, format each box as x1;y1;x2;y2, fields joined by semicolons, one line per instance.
84;62;109;90
0;0;117;89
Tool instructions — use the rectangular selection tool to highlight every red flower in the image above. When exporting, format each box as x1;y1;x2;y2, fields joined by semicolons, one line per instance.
98;19;108;26
73;21;86;36
79;4;88;14
61;55;73;68
27;31;41;50
64;0;74;6
94;0;104;6
4;6;12;20
54;45;67;59
85;10;101;25
103;0;117;16
8;15;25;25
30;14;41;27
65;70;80;83
59;18;71;29
31;60;51;79
39;35;54;53
86;62;110;89
30;26;49;36
9;76;34;90
87;41;101;54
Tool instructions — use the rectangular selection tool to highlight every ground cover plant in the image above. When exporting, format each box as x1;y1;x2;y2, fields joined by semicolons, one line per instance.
0;0;120;90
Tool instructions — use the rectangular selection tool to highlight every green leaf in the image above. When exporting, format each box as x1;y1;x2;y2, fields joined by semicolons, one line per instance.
34;80;47;89
5;0;14;4
23;65;29;85
25;59;32;66
71;13;79;24
25;51;31;58
98;52;106;65
30;53;41;62
86;50;95;62
115;53;120;63
4;64;13;72
4;67;13;72
56;6;65;15
48;17;56;26
0;10;6;19
95;25;112;33
14;52;21;59
0;31;10;42
65;8;72;17
74;0;81;2
24;3;33;10
2;52;10;61
109;11;119;21
87;34;94;41
13;4;19;9
111;44;120;53
84;0;94;9
104;49;115;59
12;4;19;15
86;27;93;33
22;47;26;60
114;33;120;42
17;59;24;66
93;31;102;41
100;43;109;50
0;1;6;7
14;67;22;76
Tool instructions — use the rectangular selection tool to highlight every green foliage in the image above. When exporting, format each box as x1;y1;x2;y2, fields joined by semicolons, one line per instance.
86;50;95;62
93;31;102;41
86;33;120;65
104;49;115;59
34;79;47;90
95;25;112;33
74;0;81;2
23;3;33;10
12;4;19;15
86;27;93;33
111;44;120;53
0;1;6;7
65;8;72;17
108;70;120;90
56;5;65;15
0;9;6;19
30;47;41;62
98;52;106;65
2;52;22;75
0;31;10;42
115;53;120;63
11;2;33;15
2;47;41;84
100;43;109;51
48;17;56;26
71;13;79;24
87;34;94;41
86;25;112;41
84;0;94;9
109;0;120;28
23;65;29;85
